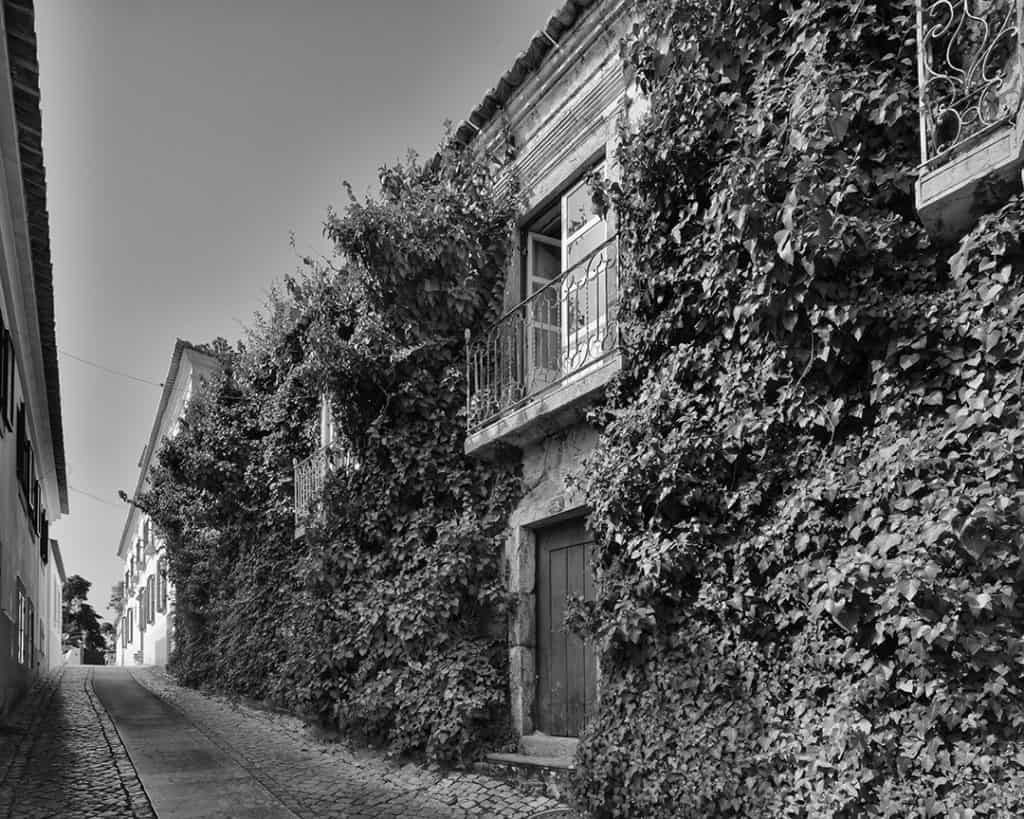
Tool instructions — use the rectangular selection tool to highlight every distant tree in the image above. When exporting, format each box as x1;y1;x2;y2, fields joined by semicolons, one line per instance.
108;580;125;617
62;574;109;664
100;621;117;664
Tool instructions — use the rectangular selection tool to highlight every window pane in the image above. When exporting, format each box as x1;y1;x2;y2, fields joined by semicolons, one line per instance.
565;222;606;270
564;182;600;237
530;239;560;287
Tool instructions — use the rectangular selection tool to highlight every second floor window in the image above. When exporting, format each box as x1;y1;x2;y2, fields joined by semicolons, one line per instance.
40;514;49;564
521;163;615;384
156;558;167;613
15;403;31;497
146;575;156;624
0;317;12;431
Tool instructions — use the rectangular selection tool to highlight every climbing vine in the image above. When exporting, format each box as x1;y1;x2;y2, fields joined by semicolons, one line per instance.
140;143;521;762
571;0;1024;815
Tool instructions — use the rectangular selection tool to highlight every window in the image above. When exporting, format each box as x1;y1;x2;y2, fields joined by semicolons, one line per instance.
156;557;167;613
15;403;38;527
15;403;28;492
520;161;614;381
27;599;34;667
15;581;25;666
146;575;155;624
0;315;13;432
30;481;40;534
39;514;49;564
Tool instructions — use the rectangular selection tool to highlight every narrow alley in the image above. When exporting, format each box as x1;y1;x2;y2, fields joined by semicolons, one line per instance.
0;668;567;819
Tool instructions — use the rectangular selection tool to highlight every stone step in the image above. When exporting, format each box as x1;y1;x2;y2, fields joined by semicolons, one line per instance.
484;752;573;770
519;733;578;760
475;751;574;803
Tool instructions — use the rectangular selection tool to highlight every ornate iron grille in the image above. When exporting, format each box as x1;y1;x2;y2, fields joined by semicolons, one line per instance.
293;442;355;523
918;0;1022;165
466;235;619;434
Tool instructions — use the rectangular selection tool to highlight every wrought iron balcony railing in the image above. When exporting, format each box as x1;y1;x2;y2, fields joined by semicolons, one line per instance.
918;0;1022;167
466;235;619;434
294;442;355;524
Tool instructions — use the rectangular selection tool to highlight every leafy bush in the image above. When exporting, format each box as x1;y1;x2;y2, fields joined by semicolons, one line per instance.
572;0;1024;815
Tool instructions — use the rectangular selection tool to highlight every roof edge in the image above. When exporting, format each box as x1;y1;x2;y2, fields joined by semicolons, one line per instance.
3;0;68;513
454;0;605;147
115;339;221;559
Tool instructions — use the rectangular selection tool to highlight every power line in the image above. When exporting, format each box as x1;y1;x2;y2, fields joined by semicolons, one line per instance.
68;485;128;510
57;348;164;388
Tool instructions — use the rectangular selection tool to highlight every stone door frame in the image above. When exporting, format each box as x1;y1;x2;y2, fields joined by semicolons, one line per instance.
507;503;592;738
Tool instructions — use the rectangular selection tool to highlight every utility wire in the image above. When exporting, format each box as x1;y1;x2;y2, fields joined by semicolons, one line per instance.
67;483;127;507
57;348;164;388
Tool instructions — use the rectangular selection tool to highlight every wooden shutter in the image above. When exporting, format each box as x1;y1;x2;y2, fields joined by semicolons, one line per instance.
0;319;8;432
40;514;49;564
3;332;11;430
156;558;166;613
15;403;25;489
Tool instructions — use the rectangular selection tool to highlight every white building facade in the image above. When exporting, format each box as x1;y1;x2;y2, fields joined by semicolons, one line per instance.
115;340;219;667
0;0;69;713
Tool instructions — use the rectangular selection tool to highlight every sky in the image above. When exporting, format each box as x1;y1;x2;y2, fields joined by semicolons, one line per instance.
35;0;559;619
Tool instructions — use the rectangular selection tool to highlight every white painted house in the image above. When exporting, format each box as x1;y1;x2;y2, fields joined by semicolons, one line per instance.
115;340;220;667
0;0;69;714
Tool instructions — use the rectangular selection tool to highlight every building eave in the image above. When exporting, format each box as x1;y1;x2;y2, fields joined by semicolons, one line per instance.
4;0;67;513
454;0;601;147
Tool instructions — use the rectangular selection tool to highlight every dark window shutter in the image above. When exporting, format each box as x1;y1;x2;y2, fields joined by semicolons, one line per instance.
156;559;166;613
4;332;13;431
0;320;7;433
31;482;40;533
15;403;25;488
39;515;48;564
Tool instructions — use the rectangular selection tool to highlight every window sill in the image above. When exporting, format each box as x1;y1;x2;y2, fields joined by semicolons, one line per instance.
917;116;1024;239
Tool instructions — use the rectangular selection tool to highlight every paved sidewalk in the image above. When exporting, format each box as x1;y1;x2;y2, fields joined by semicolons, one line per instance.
0;666;155;818
0;665;567;818
130;666;566;819
92;670;296;818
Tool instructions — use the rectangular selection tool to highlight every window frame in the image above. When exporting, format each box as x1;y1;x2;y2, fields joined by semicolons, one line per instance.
26;597;34;667
156;558;167;613
0;318;12;433
145;575;155;624
39;513;49;564
15;580;26;666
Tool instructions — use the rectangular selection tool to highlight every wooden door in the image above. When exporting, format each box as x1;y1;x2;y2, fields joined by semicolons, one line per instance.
536;517;597;737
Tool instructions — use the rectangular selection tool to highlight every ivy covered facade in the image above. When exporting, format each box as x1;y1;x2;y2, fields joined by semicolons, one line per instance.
138;0;1024;815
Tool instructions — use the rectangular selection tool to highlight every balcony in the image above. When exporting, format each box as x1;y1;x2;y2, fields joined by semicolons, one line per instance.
917;0;1024;236
465;235;621;455
294;442;355;537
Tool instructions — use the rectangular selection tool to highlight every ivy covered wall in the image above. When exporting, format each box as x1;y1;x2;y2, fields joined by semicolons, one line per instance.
139;145;522;762
571;0;1024;815
135;0;1024;812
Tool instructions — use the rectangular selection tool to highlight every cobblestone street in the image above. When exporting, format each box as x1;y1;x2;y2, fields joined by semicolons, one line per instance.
0;667;568;819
